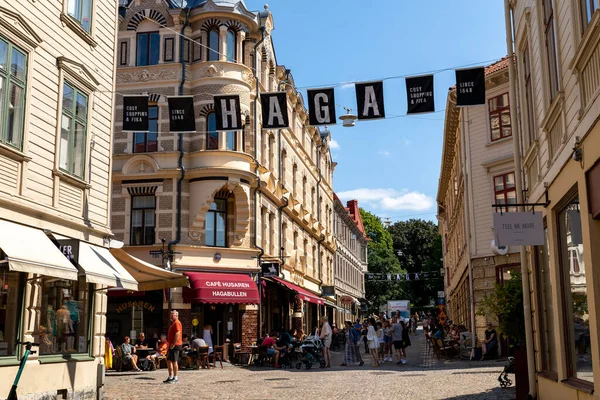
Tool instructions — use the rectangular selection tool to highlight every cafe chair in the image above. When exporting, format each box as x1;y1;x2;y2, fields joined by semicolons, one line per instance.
233;343;249;366
197;346;210;369
211;345;224;369
114;347;133;372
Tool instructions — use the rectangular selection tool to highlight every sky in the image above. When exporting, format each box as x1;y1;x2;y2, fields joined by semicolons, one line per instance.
244;0;507;222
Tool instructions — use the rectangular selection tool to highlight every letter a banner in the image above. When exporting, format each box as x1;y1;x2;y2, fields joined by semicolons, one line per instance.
214;95;242;131
260;92;289;129
406;75;434;114
455;67;486;106
168;96;195;132
355;81;385;120
123;95;149;132
307;88;336;126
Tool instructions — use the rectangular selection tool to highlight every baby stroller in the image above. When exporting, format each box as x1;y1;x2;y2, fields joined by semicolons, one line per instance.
296;335;326;370
278;344;294;369
498;356;515;387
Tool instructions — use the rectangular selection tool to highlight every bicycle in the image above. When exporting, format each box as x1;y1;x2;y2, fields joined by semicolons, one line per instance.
7;341;39;400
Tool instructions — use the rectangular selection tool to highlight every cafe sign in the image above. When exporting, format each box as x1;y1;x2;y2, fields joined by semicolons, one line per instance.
116;301;156;313
493;211;544;246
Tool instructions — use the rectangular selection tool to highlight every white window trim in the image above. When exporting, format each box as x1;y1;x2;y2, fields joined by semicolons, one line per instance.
60;0;97;47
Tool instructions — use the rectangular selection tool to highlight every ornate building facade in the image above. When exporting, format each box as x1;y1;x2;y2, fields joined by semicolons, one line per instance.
113;0;336;347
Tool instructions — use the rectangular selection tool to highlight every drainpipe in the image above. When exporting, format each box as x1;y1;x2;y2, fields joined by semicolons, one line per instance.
459;107;476;359
253;27;266;338
167;7;190;312
504;1;536;398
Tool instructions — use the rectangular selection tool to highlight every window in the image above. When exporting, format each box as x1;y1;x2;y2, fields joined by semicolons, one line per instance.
580;0;599;31
59;82;88;179
133;106;158;153
493;172;517;212
292;164;298;194
0;38;27;149
543;0;560;100
206;198;227;247
523;43;536;147
39;276;90;355
67;0;92;32
226;131;236;151
495;264;519;286
558;195;592;382
206;113;218;150
130;195;155;245
488;93;511;141
208;30;219;62
226;29;236;62
0;267;22;357
136;32;160;66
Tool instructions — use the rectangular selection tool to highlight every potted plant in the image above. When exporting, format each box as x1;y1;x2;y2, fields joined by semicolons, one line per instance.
477;272;528;397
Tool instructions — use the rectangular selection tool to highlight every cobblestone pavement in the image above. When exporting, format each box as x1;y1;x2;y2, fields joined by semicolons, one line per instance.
104;330;516;400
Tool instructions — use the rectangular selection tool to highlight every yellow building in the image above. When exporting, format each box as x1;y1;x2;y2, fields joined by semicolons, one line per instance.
112;0;336;347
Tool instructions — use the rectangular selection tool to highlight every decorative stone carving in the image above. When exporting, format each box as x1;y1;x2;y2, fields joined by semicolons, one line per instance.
116;69;178;84
199;64;224;78
242;69;255;85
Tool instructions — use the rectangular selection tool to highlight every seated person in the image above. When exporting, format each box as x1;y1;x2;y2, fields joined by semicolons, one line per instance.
433;326;444;340
148;334;168;362
135;332;148;348
481;323;498;360
190;336;208;368
262;335;280;368
120;336;141;371
147;332;159;349
182;334;190;349
277;330;293;347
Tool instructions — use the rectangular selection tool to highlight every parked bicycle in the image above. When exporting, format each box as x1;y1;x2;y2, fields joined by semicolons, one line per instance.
7;341;39;400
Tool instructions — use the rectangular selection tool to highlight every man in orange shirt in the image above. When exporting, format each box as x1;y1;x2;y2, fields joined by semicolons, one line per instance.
164;310;182;384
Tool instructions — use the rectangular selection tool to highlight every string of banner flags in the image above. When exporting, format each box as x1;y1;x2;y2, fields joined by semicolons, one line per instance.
122;61;496;133
365;271;441;282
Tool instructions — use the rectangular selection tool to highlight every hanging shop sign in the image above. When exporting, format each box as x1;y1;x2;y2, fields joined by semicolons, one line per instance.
122;95;149;132
115;301;156;313
321;286;335;296
307;88;336;126
168;96;196;132
214;95;242;131
261;262;280;277
406;75;435;114
493;211;544;246
455;67;486;106
355;81;385;120
261;92;289;129
57;239;80;265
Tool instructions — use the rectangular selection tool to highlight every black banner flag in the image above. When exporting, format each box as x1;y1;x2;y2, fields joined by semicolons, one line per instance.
355;81;385;120
406;75;434;114
168;96;196;132
307;88;336;126
123;96;149;132
455;67;486;106
260;92;289;129
214;95;242;131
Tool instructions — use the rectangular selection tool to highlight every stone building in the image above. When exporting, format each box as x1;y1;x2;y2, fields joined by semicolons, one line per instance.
112;0;336;348
437;58;521;349
506;0;600;397
333;197;368;325
0;1;187;399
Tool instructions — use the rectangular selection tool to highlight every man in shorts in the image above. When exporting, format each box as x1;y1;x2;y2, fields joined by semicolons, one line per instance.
262;335;280;368
164;310;182;384
391;318;405;365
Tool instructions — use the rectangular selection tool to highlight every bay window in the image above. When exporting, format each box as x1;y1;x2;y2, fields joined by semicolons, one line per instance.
208;30;219;62
226;29;236;62
206;199;227;247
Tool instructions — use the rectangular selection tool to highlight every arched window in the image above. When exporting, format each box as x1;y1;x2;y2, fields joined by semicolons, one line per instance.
206;112;218;150
206;198;227;247
226;29;236;62
208;29;219;61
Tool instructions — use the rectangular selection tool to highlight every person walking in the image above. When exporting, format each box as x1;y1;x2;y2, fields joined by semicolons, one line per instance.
376;321;385;363
202;324;213;354
391;318;405;365
319;316;332;368
383;320;393;362
164;310;182;384
361;321;369;355
400;320;411;363
340;320;364;366
366;318;380;367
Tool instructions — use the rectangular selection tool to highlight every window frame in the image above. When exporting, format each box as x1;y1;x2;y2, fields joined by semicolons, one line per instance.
205;198;227;248
225;130;236;151
522;41;536;147
59;81;88;179
206;112;219;150
66;0;93;33
226;29;236;62
580;0;599;32
133;105;159;153
488;93;512;142
130;195;156;246
542;0;560;101
207;29;219;62
493;172;517;212
136;31;160;67
0;37;27;150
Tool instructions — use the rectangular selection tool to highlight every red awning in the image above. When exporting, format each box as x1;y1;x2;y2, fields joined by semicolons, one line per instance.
271;277;324;305
183;272;259;304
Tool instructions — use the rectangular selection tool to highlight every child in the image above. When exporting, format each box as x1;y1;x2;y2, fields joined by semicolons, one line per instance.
376;321;385;363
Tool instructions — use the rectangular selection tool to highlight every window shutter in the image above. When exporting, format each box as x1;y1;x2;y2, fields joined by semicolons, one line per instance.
164;37;174;62
120;41;128;66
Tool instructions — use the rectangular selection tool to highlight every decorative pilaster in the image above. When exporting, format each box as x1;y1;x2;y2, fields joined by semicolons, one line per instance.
219;25;227;62
237;31;245;64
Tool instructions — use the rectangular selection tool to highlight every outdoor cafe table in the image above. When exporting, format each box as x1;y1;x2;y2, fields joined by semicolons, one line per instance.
136;348;155;358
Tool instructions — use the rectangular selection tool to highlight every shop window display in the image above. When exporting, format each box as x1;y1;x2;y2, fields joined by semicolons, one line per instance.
0;268;22;357
39;277;89;355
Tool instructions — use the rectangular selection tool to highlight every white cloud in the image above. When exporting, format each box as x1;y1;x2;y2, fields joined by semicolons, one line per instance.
402;138;412;146
337;188;434;212
378;150;391;156
329;139;340;150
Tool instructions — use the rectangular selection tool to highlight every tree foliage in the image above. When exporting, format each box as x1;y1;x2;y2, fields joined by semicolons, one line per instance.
387;219;444;309
360;209;405;312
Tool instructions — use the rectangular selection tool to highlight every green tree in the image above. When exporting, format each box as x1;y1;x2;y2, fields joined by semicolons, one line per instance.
361;209;405;312
387;219;444;309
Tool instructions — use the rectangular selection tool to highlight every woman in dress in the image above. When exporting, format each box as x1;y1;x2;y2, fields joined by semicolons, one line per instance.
202;324;213;353
400;320;411;364
366;318;380;367
340;321;364;366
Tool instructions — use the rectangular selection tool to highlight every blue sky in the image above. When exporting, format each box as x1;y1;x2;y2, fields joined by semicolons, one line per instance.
245;0;507;222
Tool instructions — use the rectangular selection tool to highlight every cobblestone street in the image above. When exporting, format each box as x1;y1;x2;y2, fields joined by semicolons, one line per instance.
104;331;516;400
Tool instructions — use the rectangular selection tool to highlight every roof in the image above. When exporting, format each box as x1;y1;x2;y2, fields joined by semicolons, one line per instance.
167;0;246;9
333;194;368;239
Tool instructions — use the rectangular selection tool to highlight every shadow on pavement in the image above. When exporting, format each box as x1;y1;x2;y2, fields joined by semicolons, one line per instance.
442;386;516;400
